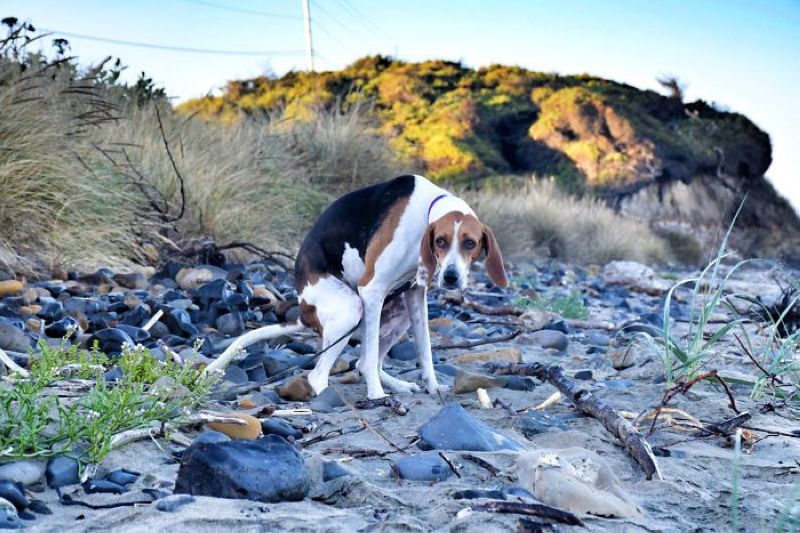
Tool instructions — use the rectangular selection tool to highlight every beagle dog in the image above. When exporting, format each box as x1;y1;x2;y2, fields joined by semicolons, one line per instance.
205;175;508;399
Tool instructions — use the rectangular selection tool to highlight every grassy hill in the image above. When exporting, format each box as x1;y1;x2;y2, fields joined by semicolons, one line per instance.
179;56;771;193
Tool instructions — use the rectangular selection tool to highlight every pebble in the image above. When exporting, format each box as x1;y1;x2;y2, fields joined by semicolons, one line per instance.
0;321;29;353
452;369;506;394
82;478;128;494
276;375;313;402
86;327;134;356
216;312;244;337
308;386;345;413
388;340;416;361
322;461;353;482
45;456;80;488
0;461;45;487
418;403;523;451
192;431;231;446
392;452;454;482
516;412;569;438
527;330;569;351
454;347;521;364
104;469;139;486
263;351;307;377
453;488;506;500
573;369;593;380
112;272;146;290
44;317;80;339
609;346;637;370
0;497;22;530
261;418;303;440
208;413;263;440
0;281;23;298
285;341;315;355
156;494;195;512
175;435;310;502
0;481;28;511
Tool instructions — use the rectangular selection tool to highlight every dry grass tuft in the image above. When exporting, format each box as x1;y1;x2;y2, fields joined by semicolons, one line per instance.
0;33;407;276
469;177;668;265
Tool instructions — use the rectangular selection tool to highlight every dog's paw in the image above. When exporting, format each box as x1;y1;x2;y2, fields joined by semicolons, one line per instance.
385;379;421;395
426;381;449;396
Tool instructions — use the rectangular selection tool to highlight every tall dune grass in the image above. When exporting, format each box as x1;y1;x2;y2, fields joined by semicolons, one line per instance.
0;33;407;276
468;177;668;264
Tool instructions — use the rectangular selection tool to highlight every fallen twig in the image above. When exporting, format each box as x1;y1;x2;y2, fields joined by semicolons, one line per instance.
463;298;522;316
433;329;522;350
702;412;752;436
333;386;408;455
458;500;583;527
461;453;501;476
352;395;408;416
439;451;462;478
565;319;616;331
490;362;662;480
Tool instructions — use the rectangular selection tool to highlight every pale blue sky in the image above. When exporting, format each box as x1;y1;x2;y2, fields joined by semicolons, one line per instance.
4;0;799;208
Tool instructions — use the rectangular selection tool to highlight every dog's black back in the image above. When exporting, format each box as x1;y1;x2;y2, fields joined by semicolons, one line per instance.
294;175;416;289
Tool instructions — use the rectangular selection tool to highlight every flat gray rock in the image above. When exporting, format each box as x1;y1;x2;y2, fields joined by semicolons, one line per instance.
418;403;523;451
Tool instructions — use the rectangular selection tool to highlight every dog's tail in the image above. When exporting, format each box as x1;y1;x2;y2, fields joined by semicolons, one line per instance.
203;321;306;375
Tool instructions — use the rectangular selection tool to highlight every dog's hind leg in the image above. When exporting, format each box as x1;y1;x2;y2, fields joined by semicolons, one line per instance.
376;295;420;394
302;276;363;396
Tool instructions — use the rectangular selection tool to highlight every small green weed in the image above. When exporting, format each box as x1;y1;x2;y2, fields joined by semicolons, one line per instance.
0;342;216;463
516;289;589;320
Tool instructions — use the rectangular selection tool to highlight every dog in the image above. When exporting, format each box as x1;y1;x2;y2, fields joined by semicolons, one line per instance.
204;175;508;399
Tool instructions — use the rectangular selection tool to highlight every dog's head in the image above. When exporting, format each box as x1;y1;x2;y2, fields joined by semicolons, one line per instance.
418;211;508;290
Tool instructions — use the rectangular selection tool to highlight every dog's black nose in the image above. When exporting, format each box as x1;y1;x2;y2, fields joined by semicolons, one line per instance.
443;269;459;286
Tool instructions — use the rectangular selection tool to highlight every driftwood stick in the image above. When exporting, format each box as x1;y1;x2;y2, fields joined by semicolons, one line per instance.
460;500;583;526
566;319;616;331
490;362;662;480
433;329;522;350
463;298;522;316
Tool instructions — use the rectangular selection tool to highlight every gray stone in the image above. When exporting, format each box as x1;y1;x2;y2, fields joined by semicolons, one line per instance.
175;435;309;503
0;497;22;530
418;403;523;452
388;340;416;361
528;330;569;351
45;456;80;488
0;322;29;353
156;494;195;512
393;452;453;482
0;461;45;487
309;386;345;413
322;461;353;482
573;369;593;380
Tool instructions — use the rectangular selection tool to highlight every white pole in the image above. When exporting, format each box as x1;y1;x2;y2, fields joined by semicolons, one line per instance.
302;0;315;71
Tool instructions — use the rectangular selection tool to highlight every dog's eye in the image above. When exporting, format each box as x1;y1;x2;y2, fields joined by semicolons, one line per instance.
463;239;477;250
435;237;448;249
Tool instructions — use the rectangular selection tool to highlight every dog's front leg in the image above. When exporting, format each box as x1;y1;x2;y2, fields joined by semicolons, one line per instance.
357;284;388;399
405;285;446;394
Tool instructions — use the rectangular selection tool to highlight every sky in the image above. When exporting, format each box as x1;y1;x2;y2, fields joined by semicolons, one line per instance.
4;0;799;209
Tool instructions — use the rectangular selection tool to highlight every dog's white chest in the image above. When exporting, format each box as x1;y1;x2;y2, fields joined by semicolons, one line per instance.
341;242;366;287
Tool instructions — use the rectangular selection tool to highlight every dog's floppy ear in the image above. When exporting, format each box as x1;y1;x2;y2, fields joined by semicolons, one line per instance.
418;224;437;286
482;223;508;288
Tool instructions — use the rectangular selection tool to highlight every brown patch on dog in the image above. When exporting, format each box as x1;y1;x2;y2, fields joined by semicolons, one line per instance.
359;197;409;287
481;223;508;288
299;300;322;334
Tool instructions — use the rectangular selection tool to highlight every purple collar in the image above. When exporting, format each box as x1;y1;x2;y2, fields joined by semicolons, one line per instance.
427;194;448;222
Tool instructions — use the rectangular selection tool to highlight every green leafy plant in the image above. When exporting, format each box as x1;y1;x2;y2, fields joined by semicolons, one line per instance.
0;342;217;463
516;288;589;320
